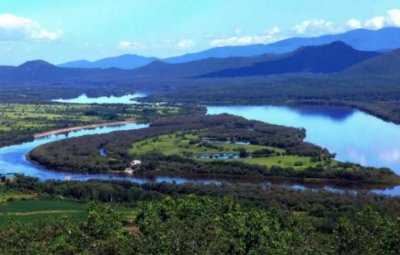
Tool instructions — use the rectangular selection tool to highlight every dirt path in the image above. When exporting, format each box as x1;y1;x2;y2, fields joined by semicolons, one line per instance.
34;119;138;139
3;210;80;216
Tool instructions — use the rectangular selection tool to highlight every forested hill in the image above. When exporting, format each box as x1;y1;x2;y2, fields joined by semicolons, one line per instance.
343;49;400;76
126;42;380;78
0;60;127;84
201;42;380;77
128;54;278;77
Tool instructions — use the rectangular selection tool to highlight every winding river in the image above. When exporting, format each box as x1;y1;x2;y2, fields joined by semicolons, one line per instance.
0;123;221;185
2;94;400;195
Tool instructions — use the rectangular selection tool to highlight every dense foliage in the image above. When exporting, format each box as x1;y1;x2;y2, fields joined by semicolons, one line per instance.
0;192;399;254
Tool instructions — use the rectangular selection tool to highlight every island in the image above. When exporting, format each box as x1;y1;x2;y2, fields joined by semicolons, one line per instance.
29;114;399;185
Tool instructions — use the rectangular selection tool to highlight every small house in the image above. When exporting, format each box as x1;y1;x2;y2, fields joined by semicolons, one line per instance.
130;160;142;168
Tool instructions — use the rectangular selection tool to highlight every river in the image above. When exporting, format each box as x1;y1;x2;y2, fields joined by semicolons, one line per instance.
208;105;400;174
2;95;400;195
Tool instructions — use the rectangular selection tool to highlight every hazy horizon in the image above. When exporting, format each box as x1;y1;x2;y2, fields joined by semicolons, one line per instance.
0;0;399;65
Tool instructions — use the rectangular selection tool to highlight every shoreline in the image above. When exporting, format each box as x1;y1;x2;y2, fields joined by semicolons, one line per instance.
34;119;138;139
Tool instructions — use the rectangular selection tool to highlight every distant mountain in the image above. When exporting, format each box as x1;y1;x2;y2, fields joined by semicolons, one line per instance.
59;59;93;68
0;60;129;84
343;49;400;76
130;54;279;77
60;54;158;70
164;27;400;63
202;42;380;77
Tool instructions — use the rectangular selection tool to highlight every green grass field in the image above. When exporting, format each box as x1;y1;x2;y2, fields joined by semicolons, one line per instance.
0;199;136;225
129;132;324;170
130;132;284;155
238;156;315;170
0;103;183;132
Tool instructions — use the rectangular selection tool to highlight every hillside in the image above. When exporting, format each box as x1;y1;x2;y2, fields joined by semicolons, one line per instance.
343;49;400;76
129;54;279;77
0;60;129;84
60;54;158;70
202;42;380;77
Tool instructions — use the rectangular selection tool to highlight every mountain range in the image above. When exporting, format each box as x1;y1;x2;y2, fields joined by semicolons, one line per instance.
59;27;400;70
0;40;397;85
201;42;380;77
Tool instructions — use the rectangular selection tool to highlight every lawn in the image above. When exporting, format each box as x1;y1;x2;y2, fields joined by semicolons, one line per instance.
129;132;285;156
129;132;322;170
238;156;315;170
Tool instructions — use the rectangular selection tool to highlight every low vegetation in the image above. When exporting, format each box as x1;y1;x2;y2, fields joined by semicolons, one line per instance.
0;103;202;147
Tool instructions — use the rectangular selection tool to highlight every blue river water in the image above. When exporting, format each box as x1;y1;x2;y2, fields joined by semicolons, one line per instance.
2;94;400;195
208;105;400;175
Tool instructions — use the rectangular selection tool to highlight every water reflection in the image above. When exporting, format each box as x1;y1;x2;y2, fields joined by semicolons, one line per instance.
290;106;355;121
207;105;400;174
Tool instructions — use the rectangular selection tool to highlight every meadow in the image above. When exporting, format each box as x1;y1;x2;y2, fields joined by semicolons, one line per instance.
129;132;332;171
0;198;136;225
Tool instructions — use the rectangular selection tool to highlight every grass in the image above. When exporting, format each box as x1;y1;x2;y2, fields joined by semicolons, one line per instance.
129;132;323;170
0;193;37;203
0;199;136;224
129;132;284;156
239;156;315;170
0;103;184;132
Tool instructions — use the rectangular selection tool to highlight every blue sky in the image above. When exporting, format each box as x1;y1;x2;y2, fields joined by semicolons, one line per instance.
0;0;399;65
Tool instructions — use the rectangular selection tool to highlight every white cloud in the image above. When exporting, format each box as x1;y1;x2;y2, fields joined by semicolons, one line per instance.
346;18;362;29
292;19;342;35
387;8;400;26
364;16;386;29
0;13;62;42
210;26;282;47
118;40;146;50
355;8;400;30
175;39;195;49
290;8;400;37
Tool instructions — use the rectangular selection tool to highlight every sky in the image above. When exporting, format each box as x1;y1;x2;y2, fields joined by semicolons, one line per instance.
0;0;399;65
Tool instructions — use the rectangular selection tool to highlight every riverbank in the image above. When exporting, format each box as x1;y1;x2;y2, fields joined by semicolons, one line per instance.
33;119;138;139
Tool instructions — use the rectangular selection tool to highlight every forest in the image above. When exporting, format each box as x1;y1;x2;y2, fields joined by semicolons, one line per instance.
0;175;400;254
143;74;400;123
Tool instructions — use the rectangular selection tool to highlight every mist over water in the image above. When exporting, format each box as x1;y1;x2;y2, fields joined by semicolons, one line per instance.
52;93;147;104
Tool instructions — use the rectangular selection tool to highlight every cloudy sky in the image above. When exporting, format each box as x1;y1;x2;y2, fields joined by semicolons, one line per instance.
0;0;399;65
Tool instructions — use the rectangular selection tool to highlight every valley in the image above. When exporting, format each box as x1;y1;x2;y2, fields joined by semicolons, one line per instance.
0;8;399;252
